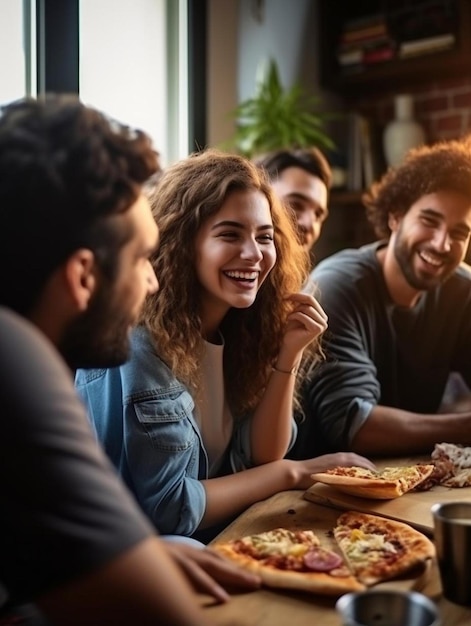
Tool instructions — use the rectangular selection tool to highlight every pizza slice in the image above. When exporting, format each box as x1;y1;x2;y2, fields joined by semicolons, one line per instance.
333;511;435;586
310;464;435;499
212;527;365;595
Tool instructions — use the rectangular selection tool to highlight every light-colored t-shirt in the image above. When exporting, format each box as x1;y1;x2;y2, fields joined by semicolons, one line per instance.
194;335;233;476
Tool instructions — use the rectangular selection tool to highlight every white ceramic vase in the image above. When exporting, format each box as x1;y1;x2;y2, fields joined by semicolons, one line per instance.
383;94;425;167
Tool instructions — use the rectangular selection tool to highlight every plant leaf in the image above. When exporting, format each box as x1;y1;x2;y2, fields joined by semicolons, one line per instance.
224;58;337;157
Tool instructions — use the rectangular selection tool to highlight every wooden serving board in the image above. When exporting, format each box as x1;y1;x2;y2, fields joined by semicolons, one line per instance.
210;490;440;600
304;482;471;535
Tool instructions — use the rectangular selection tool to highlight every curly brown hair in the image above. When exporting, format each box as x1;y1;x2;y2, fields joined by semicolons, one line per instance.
363;136;471;239
142;148;319;416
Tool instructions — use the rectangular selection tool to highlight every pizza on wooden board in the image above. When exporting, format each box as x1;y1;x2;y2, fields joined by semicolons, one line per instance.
309;464;435;499
213;528;364;595
212;512;435;595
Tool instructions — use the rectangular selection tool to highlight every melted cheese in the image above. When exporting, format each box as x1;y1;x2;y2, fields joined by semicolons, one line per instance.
330;465;428;482
381;467;422;480
342;530;397;563
243;529;317;557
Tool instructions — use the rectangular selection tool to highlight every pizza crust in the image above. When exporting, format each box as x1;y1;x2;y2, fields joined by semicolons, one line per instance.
310;465;435;500
213;543;365;595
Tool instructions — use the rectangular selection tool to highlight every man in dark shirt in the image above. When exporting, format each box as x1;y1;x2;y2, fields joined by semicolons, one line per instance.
293;138;471;459
0;95;258;625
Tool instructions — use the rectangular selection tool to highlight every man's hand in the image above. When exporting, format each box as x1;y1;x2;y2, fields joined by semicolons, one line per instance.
164;542;261;603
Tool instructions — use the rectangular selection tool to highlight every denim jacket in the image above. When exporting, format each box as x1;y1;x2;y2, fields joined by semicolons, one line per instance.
76;326;297;537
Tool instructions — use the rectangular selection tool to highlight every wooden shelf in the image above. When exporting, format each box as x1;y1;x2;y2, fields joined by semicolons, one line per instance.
319;0;471;95
315;0;471;259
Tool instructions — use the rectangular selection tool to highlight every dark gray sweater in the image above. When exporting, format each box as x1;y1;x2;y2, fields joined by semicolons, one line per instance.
292;242;471;458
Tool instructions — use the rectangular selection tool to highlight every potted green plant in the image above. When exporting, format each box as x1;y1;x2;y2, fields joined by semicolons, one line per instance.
225;58;335;158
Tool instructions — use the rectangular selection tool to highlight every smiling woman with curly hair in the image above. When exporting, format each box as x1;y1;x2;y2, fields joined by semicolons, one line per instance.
143;149;317;416
76;148;373;543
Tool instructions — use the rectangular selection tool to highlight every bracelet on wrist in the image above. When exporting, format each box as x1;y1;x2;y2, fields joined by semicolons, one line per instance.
272;364;298;376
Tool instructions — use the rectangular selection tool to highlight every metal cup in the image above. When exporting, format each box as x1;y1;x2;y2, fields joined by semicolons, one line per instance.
432;501;471;606
335;590;441;626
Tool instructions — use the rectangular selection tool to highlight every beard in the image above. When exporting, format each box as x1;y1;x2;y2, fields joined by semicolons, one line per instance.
59;280;133;370
393;224;455;291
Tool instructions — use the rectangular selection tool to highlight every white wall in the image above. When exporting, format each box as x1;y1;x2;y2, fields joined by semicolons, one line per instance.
207;0;340;147
0;0;29;104
237;0;319;100
80;0;191;166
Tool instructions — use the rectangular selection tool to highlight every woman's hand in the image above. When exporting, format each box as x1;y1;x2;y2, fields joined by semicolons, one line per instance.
164;542;261;603
279;292;328;362
293;452;376;490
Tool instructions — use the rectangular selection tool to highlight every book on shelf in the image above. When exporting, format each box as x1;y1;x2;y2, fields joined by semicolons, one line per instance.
338;42;396;71
392;2;456;46
346;114;385;191
341;13;386;34
363;44;395;65
337;37;396;66
398;32;455;58
338;34;392;54
359;116;375;189
340;21;388;46
338;48;363;66
347;113;363;191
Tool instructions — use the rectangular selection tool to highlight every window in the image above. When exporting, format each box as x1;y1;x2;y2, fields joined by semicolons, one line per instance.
79;0;189;165
0;0;191;164
0;0;36;104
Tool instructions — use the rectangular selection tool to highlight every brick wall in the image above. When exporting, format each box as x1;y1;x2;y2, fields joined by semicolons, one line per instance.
355;76;471;144
319;76;471;262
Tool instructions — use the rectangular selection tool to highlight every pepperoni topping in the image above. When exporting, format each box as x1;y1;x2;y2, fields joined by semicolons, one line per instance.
303;547;343;572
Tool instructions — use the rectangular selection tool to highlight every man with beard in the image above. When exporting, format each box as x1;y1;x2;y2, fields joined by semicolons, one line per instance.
290;138;471;459
254;147;332;256
0;95;258;626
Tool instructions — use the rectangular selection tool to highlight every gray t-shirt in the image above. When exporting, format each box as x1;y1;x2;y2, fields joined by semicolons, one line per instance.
0;307;153;606
292;242;471;458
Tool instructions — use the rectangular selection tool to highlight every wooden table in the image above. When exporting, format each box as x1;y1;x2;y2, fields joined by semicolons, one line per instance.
199;489;471;625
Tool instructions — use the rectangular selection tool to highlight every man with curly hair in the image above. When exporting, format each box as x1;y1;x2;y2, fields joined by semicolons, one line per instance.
254;147;332;255
291;138;471;459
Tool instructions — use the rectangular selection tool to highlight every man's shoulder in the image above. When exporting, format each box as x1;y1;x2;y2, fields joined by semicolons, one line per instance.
0;306;46;349
440;262;471;303
0;307;69;384
312;242;381;285
454;261;471;283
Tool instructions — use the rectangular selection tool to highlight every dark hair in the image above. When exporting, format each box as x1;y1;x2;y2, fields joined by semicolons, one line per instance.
0;94;159;315
363;137;471;239
254;147;332;191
